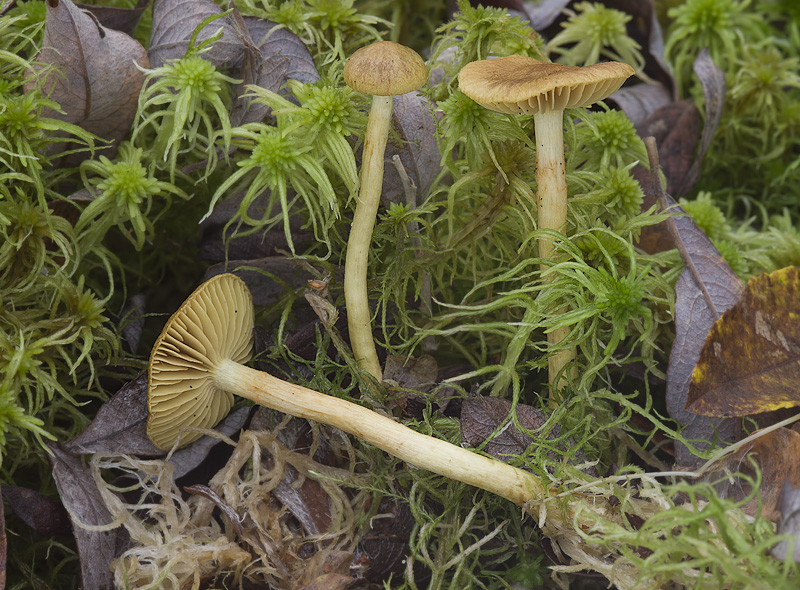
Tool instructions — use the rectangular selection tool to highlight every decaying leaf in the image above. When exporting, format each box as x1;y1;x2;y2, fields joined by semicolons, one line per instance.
382;92;442;208
678;49;726;196
76;0;149;36
148;0;244;68
636;100;701;197
48;444;130;590
771;481;800;562
686;266;800;417
706;427;800;521
204;257;316;307
66;372;162;456
33;0;148;153
645;140;741;467
461;396;549;461
2;484;71;536
230;16;319;126
351;494;413;583
610;82;672;126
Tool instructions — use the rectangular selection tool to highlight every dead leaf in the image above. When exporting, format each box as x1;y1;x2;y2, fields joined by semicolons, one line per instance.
298;573;352;590
148;0;244;68
76;0;149;37
169;407;251;479
32;0;149;153
204;257;315;307
461;396;550;462
382;92;442;208
352;494;413;583
686;267;800;417
66;372;162;456
48;443;130;590
636;100;701;197
644;140;742;466
609;82;672;126
771;481;800;562
2;484;71;536
710;427;800;521
121;292;146;354
231;16;319;126
383;354;454;418
678;49;726;196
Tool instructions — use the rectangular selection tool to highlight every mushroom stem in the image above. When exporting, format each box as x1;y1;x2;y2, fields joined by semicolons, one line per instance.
213;358;544;506
344;95;392;382
533;109;576;394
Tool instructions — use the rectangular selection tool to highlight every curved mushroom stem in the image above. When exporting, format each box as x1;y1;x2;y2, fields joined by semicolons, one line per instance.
344;95;393;382
213;358;543;506
534;109;577;397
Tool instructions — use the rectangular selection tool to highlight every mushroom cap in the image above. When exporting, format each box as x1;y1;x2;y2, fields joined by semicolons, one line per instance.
458;56;635;115
344;41;428;96
147;273;254;449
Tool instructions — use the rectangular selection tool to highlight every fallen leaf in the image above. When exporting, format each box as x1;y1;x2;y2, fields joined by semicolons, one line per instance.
204;257;315;307
686;267;800;417
636;100;701;197
121;292;146;355
231;16;319;126
76;0;149;36
66;372;162;456
2;484;71;536
382;92;442;208
771;481;800;562
169;407;251;479
708;427;800;520
298;573;352;590
610;82;672;126
461;396;550;462
351;494;413;583
383;354;454;418
644;141;742;467
148;0;244;68
48;443;130;590
678;49;726;196
33;0;149;152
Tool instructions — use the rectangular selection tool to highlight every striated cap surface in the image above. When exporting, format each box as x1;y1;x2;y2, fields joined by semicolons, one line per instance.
147;273;254;449
344;41;427;96
458;55;634;114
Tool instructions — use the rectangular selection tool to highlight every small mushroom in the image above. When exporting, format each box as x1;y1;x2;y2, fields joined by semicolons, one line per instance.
342;41;428;382
147;273;543;507
457;56;634;389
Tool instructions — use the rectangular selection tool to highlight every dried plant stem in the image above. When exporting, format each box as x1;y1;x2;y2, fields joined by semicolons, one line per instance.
344;95;392;382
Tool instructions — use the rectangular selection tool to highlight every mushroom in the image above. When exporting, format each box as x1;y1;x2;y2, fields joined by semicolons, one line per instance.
457;56;634;390
147;273;543;506
342;41;428;382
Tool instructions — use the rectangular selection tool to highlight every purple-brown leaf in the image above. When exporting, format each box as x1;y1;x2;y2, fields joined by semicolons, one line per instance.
461;397;549;461
48;443;130;590
2;485;72;536
148;0;244;68
76;0;149;37
645;141;742;466
33;0;148;152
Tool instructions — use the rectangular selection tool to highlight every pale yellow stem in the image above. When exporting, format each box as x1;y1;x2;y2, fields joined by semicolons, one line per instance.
344;95;392;382
214;359;544;506
534;109;576;395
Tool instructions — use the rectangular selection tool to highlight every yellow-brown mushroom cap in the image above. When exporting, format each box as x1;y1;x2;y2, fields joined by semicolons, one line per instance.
147;273;254;450
344;41;428;96
458;56;635;115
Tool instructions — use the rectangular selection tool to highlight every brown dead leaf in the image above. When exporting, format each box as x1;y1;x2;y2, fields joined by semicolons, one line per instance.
148;0;244;68
710;427;800;521
76;0;149;37
298;573;352;590
643;139;742;467
352;494;413;583
461;397;550;462
686;267;800;417
636;100;701;197
2;484;71;536
33;0;148;154
771;482;800;562
382;92;442;208
204;257;315;308
48;443;130;590
679;49;726;196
